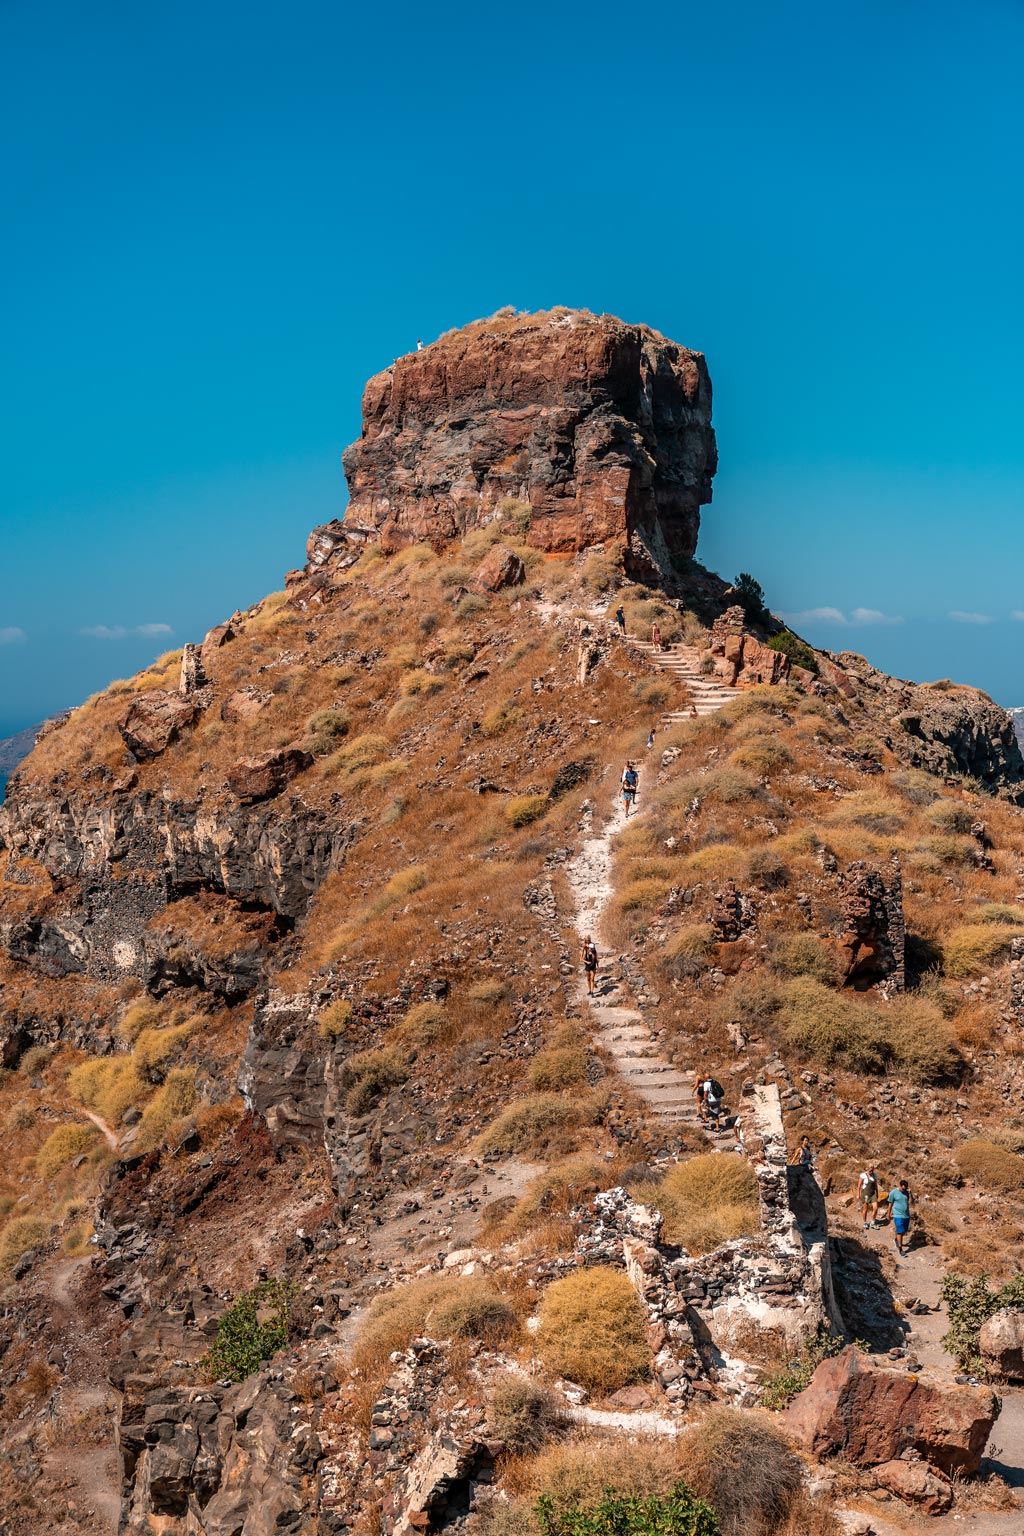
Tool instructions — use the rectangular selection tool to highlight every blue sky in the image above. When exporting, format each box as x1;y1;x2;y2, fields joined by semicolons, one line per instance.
2;0;1023;737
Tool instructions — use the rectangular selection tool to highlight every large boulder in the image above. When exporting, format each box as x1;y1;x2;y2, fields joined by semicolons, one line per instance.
472;543;526;593
226;745;312;805
337;308;717;582
784;1347;998;1475
221;685;272;724
979;1307;1024;1381
118;691;201;759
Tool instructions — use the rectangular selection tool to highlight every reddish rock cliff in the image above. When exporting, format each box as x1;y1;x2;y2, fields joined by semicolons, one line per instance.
340;308;717;580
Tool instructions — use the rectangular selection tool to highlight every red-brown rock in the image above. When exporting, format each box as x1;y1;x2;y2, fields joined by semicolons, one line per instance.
337;308;717;581
873;1459;953;1514
784;1347;998;1475
227;746;312;804
200;620;236;673
221;686;273;724
118;691;201;760
472;544;526;593
979;1307;1024;1380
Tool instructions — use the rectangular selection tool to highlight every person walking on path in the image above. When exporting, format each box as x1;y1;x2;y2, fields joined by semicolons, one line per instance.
695;1073;724;1131
621;762;639;816
581;935;598;996
790;1135;814;1171
886;1179;913;1256
646;726;655;750
615;605;626;634
858;1165;881;1229
651;621;662;652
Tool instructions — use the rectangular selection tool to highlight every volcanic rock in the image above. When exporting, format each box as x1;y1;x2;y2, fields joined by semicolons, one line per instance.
221;685;273;723
979;1307;1024;1380
837;857;905;990
472;543;526;593
118;691;201;760
226;745;312;804
873;1459;953;1514
784;1347;998;1475
200;620;236;672
337;308;717;581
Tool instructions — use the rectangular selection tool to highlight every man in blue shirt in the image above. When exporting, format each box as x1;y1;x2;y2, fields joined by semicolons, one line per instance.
887;1180;912;1256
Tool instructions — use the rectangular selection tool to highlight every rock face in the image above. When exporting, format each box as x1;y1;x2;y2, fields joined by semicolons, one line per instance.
784;1347;999;1475
979;1307;1024;1380
340;309;717;581
118;692;201;760
873;1459;953;1514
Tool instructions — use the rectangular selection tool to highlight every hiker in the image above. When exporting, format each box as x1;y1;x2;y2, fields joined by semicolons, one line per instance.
646;726;655;750
886;1179;913;1256
651;621;662;652
790;1134;814;1170
581;935;598;996
858;1165;881;1229
416;338;423;350
703;1075;724;1130
621;762;639;816
688;703;698;718
615;605;626;634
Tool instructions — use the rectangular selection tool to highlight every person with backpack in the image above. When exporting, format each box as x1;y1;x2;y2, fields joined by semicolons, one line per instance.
580;935;598;996
701;1075;725;1131
621;762;639;816
886;1179;913;1256
858;1165;881;1230
615;605;626;634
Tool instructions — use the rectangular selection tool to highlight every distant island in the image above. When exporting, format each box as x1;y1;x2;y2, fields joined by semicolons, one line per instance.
0;722;44;798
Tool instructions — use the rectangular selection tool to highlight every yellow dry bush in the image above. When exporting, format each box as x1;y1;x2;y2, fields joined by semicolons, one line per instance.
534;1266;649;1394
730;735;793;775
679;1408;807;1536
527;1047;588;1092
926;834;978;867
663;922;715;979
398;1001;449;1044
0;1216;51;1274
35;1123;99;1178
683;843;744;876
828;793;906;836
340;1047;408;1116
504;795;548;828
377;866;428;904
399;668;445;698
942;923;1023;978
475;1094;599;1158
117;999;165;1044
956;1139;1024;1193
355;1274;517;1375
498;1438;681;1525
481;703;521;737
771;932;841;986
467;978;507;1005
68;1056;145;1126
975;902;1024;925
135;1068;198;1153
638;1154;759;1254
500;1156;606;1236
616;876;672;913
324;733;390;775
317;999;354;1039
133;1020;195;1081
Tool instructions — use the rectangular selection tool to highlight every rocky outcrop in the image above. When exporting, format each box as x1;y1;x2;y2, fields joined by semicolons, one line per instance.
784;1347;999;1475
472;543;526;593
226;745;313;805
708;605;815;688
979;1307;1024;1381
118;691;201;760
337;309;716;582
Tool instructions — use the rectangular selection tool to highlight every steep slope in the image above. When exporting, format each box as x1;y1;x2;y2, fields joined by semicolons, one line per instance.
0;309;1022;1535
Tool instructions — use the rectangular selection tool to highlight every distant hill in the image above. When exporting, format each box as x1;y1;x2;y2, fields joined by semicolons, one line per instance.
1010;707;1024;752
0;722;43;798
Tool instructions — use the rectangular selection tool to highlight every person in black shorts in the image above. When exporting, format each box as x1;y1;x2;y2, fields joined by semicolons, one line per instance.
581;936;598;995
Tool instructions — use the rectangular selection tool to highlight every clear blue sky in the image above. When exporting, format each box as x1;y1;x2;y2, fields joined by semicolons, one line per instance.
2;0;1023;738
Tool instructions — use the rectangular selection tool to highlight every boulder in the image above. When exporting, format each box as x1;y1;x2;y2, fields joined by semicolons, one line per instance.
118;691;201;759
784;1347;998;1475
979;1307;1024;1380
472;543;526;593
221;685;273;724
226;745;312;805
200;620;236;672
873;1459;953;1515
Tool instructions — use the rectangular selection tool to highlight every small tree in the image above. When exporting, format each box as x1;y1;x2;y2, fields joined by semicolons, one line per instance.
733;573;769;627
536;1482;719;1536
204;1279;295;1382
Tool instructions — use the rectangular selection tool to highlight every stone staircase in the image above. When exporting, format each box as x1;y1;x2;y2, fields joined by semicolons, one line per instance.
629;638;741;720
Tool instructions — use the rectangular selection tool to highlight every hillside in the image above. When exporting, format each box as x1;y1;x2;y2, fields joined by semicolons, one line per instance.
1;309;1024;1536
0;722;45;800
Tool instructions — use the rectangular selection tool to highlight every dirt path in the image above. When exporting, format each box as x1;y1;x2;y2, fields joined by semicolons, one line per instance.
83;1109;120;1153
43;1256;121;1534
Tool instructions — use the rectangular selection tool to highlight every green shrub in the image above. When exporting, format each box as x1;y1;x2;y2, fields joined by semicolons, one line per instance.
535;1266;650;1394
766;630;818;673
204;1279;295;1381
733;573;769;626
505;795;548;828
942;1270;1024;1373
536;1484;718;1536
759;1329;847;1410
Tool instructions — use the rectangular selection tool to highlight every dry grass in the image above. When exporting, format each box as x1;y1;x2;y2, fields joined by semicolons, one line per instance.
662;923;715;979
136;1068;198;1152
494;1156;606;1241
339;1047;408;1116
680;1408;823;1536
781;978;960;1083
505;795;548;828
637;1154;759;1254
942;923;1023;978
354;1274;518;1375
35;1123;98;1178
318;999;354;1038
491;1437;682;1527
526;1047;588;1092
534;1266;649;1394
770;932;841;985
956;1139;1024;1193
486;1373;565;1455
0;1215;50;1274
475;1094;602;1158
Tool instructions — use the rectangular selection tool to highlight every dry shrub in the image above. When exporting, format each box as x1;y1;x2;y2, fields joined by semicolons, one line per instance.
35;1123;98;1178
475;1094;599;1158
942;923;1023;978
306;708;350;754
69;1055;144;1124
683;843;744;876
0;1216;50;1274
828;793;906;836
747;848;790;890
18;1044;52;1076
486;1373;565;1454
680;1408;806;1536
527;1047;587;1092
455;592;488;619
505;795;548;828
771;932;840;986
5;1101;35;1131
731;735;792;775
323;732;390;776
136;1068;198;1152
133;1020;194;1081
686;766;760;805
318;999;353;1038
499;1157;605;1237
534;1266;649;1394
886;994;963;1083
581;550;622;592
467;979;507;1005
782;979;959;1083
975;901;1024;924
399;668;445;698
663;922;715;979
617;876;672;913
639;1154;759;1254
956;1139;1024;1193
926;800;976;834
118;998;164;1043
927;833;978;867
399;1001;449;1043
371;865;428;913
340;1047;408;1116
482;703;522;737
354;1274;517;1375
624;598;683;643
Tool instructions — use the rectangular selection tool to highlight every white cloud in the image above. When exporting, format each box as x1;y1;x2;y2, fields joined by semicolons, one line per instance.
782;606;902;627
948;610;994;625
0;626;27;644
1011;611;1024;622
81;622;174;640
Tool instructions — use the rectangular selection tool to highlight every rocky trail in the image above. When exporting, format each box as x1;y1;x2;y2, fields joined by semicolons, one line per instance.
629;636;742;721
